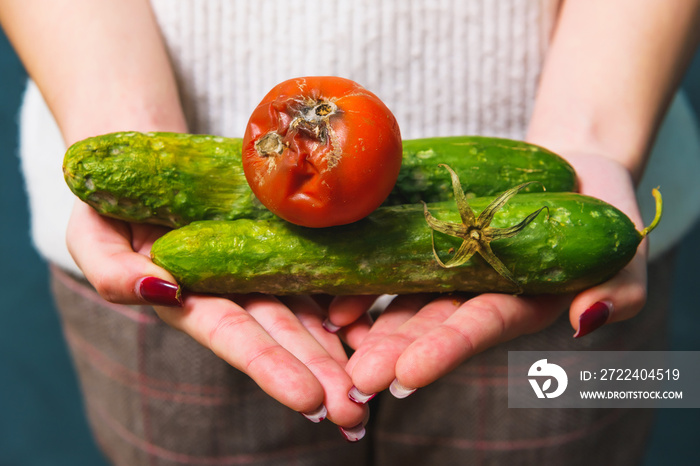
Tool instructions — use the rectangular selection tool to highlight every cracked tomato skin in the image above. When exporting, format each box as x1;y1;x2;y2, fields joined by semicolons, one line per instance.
242;76;402;227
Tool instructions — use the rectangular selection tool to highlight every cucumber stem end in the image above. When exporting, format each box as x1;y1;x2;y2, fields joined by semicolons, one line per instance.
424;165;549;294
640;187;663;238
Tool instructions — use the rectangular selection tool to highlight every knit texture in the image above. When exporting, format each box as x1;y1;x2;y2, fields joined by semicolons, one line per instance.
150;0;559;139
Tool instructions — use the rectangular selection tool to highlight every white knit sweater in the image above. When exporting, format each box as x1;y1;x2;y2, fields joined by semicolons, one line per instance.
150;0;558;140
18;0;700;274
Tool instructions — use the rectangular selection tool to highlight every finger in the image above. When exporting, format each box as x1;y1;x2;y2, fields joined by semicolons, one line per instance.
569;250;648;338
239;294;367;429
155;294;328;418
390;293;570;396
323;295;379;332
344;293;438;401
347;294;448;374
66;201;181;306
334;294;397;348
278;295;349;366
336;312;374;351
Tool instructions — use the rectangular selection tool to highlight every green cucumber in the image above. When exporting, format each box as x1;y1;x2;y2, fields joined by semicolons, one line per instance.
63;132;577;228
387;136;578;204
150;192;653;296
63;132;268;227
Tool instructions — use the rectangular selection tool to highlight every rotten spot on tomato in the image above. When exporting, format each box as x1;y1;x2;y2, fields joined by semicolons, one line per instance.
289;100;338;145
314;102;335;117
242;76;403;228
255;132;285;157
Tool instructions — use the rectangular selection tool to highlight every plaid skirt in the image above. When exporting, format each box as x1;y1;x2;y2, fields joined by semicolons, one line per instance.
50;254;674;466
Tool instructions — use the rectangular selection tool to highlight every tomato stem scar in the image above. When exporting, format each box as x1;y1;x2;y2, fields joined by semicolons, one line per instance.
314;102;334;117
255;132;285;157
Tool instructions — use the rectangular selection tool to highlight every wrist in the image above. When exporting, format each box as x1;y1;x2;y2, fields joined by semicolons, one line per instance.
60;101;188;147
537;149;643;230
525;123;648;187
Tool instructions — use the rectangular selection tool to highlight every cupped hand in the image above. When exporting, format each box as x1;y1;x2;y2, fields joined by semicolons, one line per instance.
325;153;650;401
66;200;367;436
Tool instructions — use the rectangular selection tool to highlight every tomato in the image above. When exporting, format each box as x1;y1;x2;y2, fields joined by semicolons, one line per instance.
242;76;403;227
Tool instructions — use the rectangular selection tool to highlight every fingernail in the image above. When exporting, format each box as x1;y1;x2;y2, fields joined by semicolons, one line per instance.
339;423;366;442
389;379;416;399
348;386;376;404
301;404;327;423
322;318;342;333
138;277;182;307
574;301;612;338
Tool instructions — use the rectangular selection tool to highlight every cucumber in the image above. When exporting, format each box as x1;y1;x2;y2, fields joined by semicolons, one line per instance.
150;192;655;296
63;132;577;228
63;132;269;227
387;136;578;204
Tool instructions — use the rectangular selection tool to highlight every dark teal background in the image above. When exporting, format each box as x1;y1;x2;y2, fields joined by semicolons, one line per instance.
1;29;698;465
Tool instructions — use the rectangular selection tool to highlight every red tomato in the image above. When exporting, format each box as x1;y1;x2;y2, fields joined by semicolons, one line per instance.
242;76;403;227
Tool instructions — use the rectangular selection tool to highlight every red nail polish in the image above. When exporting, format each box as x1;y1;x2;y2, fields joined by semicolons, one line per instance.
138;277;182;307
574;301;611;338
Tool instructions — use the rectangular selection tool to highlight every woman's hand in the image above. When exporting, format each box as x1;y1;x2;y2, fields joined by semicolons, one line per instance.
329;0;699;405
325;152;648;402
66;200;368;438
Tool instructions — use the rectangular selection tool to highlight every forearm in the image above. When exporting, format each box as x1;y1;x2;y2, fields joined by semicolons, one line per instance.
0;0;186;146
527;0;700;184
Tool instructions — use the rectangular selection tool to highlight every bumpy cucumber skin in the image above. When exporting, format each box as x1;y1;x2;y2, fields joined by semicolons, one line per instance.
63;132;270;227
64;132;577;227
386;136;578;204
151;193;641;296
